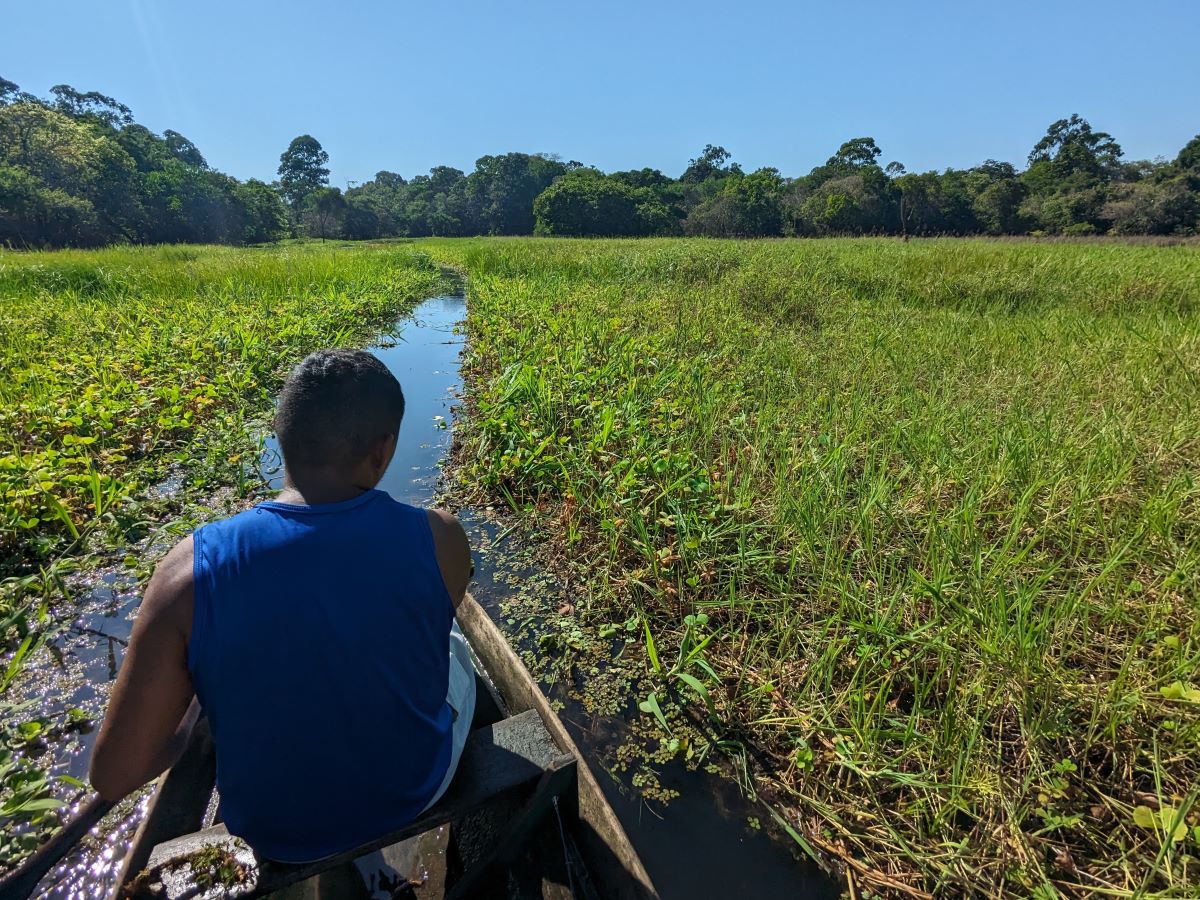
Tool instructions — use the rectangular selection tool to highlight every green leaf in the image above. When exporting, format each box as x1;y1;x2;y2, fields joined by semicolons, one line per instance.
1159;681;1200;702
638;692;669;731
694;658;720;682
683;629;715;665
643;619;661;674
1132;804;1189;841
1162;807;1189;842
5;796;66;815
676;672;714;712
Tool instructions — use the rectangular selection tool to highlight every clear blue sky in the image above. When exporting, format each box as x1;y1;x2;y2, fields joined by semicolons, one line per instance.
4;0;1197;187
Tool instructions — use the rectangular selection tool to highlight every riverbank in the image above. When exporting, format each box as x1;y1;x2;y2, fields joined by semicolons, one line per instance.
421;237;1200;896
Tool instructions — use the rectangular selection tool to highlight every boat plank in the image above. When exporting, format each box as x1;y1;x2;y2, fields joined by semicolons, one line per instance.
139;709;573;898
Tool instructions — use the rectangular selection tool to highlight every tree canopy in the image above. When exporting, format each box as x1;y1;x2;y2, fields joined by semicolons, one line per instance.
0;77;288;247
3;80;1197;248
277;134;330;210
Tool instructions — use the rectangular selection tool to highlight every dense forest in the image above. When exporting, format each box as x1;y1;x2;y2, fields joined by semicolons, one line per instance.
2;76;1198;248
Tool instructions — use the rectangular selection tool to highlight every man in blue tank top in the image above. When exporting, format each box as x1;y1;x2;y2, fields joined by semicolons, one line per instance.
89;349;476;887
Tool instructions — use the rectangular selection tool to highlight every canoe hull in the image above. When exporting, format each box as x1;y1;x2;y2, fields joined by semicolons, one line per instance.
456;595;659;900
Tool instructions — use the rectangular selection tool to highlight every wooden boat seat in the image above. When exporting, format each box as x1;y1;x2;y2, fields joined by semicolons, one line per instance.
131;708;576;899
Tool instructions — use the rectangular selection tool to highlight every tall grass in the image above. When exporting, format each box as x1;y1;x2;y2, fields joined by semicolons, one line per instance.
425;237;1200;896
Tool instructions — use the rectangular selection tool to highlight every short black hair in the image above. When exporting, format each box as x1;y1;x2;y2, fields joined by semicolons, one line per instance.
275;349;404;470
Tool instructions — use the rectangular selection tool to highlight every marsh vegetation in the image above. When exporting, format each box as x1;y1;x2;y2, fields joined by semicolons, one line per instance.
426;237;1200;895
0;236;1197;897
0;244;444;870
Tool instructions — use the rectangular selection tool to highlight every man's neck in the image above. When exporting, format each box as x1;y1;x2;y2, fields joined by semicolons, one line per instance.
276;471;372;507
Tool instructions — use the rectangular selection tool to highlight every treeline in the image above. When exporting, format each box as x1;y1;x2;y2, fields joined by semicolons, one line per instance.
0;78;288;247
341;124;1200;239
3;75;1198;247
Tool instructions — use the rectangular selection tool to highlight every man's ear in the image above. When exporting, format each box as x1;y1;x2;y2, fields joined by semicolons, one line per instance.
371;432;397;475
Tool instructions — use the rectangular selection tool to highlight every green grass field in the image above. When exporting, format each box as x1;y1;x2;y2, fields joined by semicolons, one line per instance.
0;243;443;574
423;238;1200;896
0;237;1197;893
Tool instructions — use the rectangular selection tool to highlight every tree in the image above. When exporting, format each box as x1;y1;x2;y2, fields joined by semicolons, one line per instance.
235;178;289;243
972;179;1027;235
115;124;171;172
0;77;19;105
829;137;883;172
302;186;346;239
609;168;672;190
798;175;894;234
1027;114;1123;186
0;101;139;243
0;164;100;246
0;79;303;247
1176;135;1200;179
533;170;670;236
164;130;207;168
277;135;330;210
969;161;1027;234
684;168;785;237
49;84;133;128
1102;178;1198;235
680;145;738;184
4;70;1198;245
885;162;910;237
466;153;566;235
372;170;407;189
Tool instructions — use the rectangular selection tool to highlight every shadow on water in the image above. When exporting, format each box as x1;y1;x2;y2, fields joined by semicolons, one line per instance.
29;290;836;898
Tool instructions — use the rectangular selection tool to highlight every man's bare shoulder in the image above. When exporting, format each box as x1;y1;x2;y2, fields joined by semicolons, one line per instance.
140;535;195;635
425;508;471;604
426;506;465;536
426;508;469;559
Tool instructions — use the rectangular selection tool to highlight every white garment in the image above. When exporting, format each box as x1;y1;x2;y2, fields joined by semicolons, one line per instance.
355;620;477;897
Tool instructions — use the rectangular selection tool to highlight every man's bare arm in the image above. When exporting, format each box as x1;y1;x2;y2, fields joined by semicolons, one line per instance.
89;537;197;802
427;508;471;608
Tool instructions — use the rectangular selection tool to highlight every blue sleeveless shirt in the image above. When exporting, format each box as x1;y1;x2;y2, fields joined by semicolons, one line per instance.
188;490;454;862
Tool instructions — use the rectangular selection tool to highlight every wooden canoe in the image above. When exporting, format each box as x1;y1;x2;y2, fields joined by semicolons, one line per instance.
107;594;659;899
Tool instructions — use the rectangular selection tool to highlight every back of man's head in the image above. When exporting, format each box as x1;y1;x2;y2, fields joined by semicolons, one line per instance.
275;349;405;471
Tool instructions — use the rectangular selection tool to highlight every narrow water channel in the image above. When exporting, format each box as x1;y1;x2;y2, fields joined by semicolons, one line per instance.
25;291;834;898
